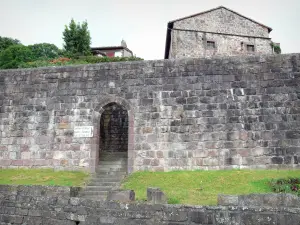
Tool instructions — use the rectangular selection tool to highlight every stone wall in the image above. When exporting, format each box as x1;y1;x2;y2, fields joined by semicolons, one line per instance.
1;185;300;225
169;30;272;58
169;7;273;58
0;54;300;172
173;7;270;37
0;185;81;198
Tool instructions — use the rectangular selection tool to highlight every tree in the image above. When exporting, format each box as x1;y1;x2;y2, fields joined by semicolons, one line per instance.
62;19;91;57
0;36;21;52
0;45;34;69
28;43;62;60
270;42;281;54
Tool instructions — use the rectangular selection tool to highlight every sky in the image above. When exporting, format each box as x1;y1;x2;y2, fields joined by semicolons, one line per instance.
0;0;299;60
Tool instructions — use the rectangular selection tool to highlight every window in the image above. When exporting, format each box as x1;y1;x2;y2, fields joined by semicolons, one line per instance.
247;44;255;52
207;41;216;49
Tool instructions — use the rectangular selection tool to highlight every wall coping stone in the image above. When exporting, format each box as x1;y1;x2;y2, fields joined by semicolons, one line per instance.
0;185;82;197
0;53;298;74
218;193;300;208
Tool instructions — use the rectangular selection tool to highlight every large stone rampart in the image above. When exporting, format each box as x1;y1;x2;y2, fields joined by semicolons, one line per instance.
0;54;299;172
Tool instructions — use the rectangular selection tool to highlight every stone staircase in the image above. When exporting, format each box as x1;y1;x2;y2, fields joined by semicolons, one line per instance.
80;152;128;200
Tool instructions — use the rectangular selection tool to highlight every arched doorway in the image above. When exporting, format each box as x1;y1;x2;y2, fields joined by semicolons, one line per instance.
99;102;128;158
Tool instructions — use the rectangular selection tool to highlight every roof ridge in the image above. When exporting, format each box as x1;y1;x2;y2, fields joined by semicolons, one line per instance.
168;6;272;33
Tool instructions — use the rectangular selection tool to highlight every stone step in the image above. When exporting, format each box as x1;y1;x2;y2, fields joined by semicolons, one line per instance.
95;171;127;176
96;165;127;169
81;190;108;196
95;167;127;172
98;163;127;167
100;155;128;161
85;186;113;191
90;176;126;181
88;181;118;186
99;161;128;165
81;154;128;200
88;177;125;182
82;195;107;201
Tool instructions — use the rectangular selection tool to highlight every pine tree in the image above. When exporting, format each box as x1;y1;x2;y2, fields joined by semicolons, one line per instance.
62;19;91;57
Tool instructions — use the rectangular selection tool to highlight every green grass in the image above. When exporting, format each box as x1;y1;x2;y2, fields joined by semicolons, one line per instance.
0;169;89;186
121;169;300;205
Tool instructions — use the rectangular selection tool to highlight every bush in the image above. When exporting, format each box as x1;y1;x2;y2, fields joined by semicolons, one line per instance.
28;43;63;60
77;56;143;63
18;56;143;69
269;177;300;196
0;36;21;53
0;45;34;69
270;42;281;54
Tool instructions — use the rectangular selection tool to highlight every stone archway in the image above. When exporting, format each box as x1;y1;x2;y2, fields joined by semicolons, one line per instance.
91;97;134;174
99;103;128;154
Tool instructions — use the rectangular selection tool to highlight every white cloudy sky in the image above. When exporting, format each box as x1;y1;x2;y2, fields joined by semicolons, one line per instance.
0;0;299;60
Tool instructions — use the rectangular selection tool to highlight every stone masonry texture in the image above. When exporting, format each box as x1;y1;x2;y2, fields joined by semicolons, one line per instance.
1;185;300;225
0;54;300;173
169;7;273;58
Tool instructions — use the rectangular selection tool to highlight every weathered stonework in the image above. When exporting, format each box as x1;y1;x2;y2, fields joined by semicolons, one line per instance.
166;6;275;59
0;54;299;173
170;30;272;58
1;185;300;225
173;7;269;37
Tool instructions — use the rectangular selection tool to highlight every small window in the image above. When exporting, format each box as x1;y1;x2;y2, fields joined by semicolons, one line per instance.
247;44;255;52
207;41;216;49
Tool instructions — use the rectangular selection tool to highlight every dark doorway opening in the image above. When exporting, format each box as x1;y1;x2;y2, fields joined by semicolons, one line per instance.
100;103;128;155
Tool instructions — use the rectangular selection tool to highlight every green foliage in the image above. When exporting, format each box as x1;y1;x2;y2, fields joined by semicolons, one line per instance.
0;168;89;186
28;43;62;60
269;177;300;196
167;197;181;204
18;56;143;69
0;45;34;69
0;36;21;52
121;170;300;205
270;42;281;54
63;19;91;57
77;56;144;63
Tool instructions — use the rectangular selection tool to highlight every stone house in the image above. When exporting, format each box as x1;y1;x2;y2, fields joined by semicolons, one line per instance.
164;6;278;59
91;40;133;58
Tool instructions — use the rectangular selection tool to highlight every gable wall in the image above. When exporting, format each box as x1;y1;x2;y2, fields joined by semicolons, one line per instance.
173;8;269;37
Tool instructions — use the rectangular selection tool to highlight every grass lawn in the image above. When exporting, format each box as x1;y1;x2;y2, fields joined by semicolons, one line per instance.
121;170;300;205
0;169;89;186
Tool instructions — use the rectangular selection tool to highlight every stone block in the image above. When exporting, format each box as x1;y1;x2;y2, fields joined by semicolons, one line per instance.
147;187;167;204
218;195;238;206
107;190;135;202
70;187;82;197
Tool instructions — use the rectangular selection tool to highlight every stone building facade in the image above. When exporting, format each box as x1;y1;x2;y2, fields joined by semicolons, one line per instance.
164;6;276;59
0;54;299;173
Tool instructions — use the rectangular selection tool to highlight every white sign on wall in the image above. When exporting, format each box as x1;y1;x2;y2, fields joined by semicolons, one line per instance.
74;126;94;138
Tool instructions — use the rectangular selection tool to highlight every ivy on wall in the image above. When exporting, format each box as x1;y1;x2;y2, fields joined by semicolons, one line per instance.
271;42;281;54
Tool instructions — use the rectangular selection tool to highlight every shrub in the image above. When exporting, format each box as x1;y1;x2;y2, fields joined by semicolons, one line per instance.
77;56;143;63
0;36;21;53
0;45;34;69
270;42;281;54
269;177;300;196
28;43;63;60
17;56;143;69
